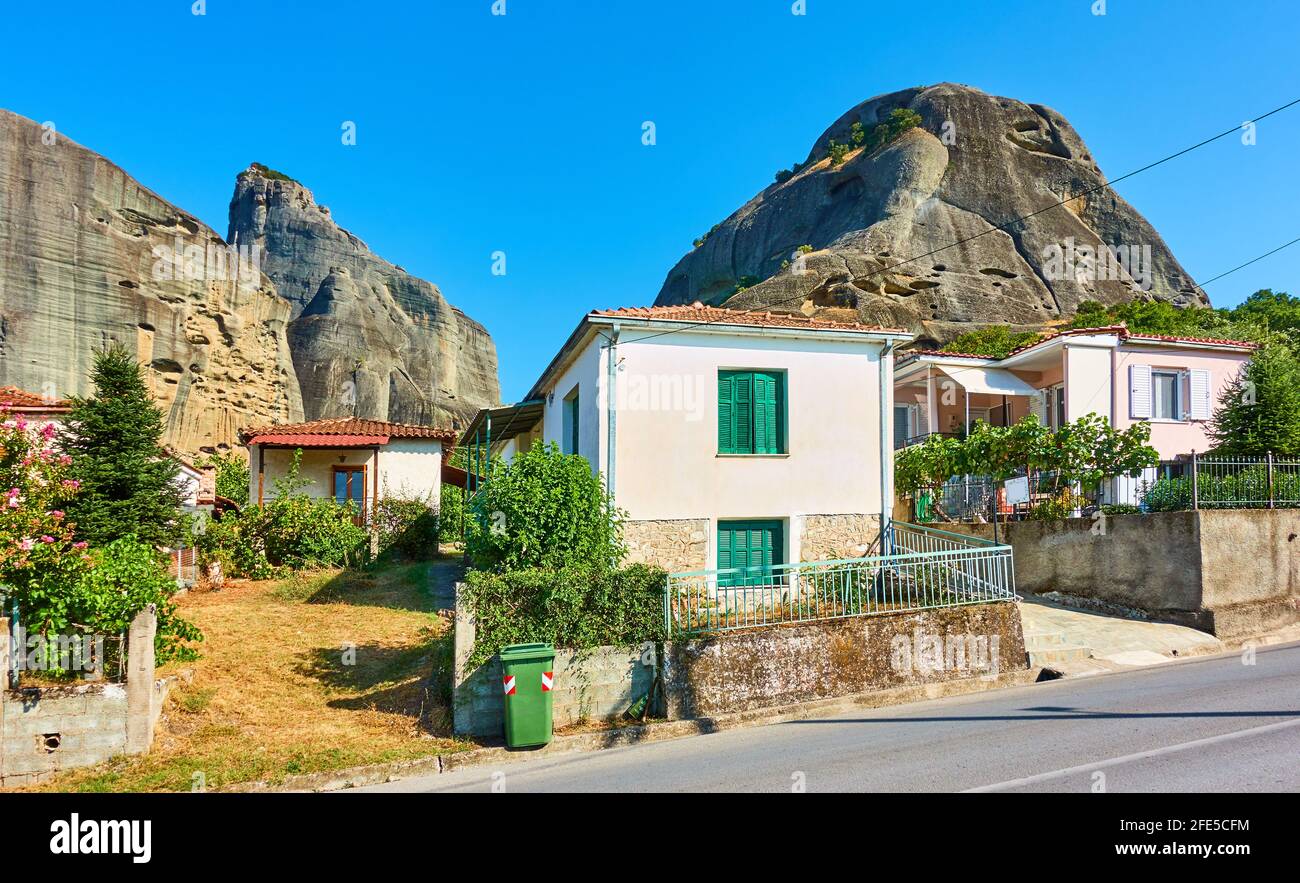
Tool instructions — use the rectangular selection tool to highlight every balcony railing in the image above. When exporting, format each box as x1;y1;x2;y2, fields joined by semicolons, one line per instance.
664;522;1015;636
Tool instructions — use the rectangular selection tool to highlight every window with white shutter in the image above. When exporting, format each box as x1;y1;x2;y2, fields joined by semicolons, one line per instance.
1189;369;1212;421
1130;364;1152;419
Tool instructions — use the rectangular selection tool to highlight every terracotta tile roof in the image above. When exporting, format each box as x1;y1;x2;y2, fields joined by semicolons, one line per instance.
239;417;458;445
0;386;71;409
589;302;909;334
902;323;1256;363
1123;331;1258;349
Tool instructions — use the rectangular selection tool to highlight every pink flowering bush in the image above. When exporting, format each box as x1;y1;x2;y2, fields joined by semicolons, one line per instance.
0;408;201;667
0;413;88;619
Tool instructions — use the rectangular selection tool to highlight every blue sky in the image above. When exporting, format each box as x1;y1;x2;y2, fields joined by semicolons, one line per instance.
6;0;1299;399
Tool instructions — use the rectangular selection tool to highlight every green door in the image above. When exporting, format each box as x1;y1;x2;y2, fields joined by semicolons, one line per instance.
717;520;783;587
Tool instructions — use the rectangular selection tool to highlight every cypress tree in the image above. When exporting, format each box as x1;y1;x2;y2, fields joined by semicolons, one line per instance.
1208;339;1300;457
61;344;186;547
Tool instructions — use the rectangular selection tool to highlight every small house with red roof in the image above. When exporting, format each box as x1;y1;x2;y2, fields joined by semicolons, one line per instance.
460;303;913;576
239;418;460;517
0;385;71;431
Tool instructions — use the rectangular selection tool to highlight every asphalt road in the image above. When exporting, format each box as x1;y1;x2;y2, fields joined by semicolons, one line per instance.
357;642;1300;793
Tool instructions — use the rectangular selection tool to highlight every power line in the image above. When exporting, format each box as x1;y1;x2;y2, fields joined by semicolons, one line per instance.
621;96;1300;346
1195;235;1300;289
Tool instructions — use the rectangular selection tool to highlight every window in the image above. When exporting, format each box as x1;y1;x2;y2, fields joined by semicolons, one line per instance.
718;370;786;454
1152;371;1181;420
332;465;366;524
1041;386;1066;429
717;520;783;587
562;386;580;455
893;405;911;448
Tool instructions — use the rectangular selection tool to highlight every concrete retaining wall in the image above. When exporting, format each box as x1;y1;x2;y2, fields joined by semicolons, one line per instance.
452;585;653;737
663;601;1026;719
0;608;167;787
948;509;1300;640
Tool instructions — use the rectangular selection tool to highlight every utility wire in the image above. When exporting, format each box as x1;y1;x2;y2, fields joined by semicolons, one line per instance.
1195;235;1300;288
619;96;1300;346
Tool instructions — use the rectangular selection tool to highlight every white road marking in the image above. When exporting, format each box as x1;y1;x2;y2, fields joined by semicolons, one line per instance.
963;716;1300;792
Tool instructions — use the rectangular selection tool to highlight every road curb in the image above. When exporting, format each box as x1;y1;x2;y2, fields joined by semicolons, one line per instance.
223;667;1043;792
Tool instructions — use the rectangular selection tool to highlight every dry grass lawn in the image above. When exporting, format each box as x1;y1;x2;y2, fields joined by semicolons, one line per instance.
28;558;470;792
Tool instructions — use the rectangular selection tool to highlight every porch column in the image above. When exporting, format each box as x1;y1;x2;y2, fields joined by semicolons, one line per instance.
372;446;380;517
925;366;939;438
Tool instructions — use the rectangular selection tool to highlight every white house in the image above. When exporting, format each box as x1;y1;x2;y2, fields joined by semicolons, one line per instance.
240;418;459;518
461;304;912;579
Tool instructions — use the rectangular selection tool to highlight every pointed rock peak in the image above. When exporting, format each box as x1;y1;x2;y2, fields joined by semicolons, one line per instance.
242;162;303;187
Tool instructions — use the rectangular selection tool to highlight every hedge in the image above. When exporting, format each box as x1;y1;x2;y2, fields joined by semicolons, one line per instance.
460;564;667;666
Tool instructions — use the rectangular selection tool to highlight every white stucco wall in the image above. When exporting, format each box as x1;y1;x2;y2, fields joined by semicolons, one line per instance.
1063;342;1114;426
539;335;604;472
247;439;443;509
611;332;886;520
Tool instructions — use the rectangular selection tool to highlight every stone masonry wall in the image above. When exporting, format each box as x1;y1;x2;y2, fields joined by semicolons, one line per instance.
452;584;654;738
948;509;1300;640
800;513;881;560
623;518;708;573
663;601;1026;719
0;609;167;788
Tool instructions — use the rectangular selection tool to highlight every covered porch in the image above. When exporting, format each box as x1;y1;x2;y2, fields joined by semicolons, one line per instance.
460;399;545;492
893;361;1041;449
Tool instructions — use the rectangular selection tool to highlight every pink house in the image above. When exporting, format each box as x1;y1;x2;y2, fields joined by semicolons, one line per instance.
893;326;1256;505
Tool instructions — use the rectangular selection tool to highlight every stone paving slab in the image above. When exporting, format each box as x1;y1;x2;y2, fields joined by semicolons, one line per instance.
1018;595;1224;677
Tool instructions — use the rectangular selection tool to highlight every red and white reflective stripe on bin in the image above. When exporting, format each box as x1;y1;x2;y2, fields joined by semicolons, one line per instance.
541;671;553;692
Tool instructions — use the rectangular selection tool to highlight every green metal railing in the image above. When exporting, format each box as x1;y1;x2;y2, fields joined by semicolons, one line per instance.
664;522;1015;636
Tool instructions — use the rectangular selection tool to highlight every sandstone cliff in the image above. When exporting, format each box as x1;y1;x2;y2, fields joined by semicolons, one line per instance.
228;168;500;428
656;83;1208;347
0;110;303;454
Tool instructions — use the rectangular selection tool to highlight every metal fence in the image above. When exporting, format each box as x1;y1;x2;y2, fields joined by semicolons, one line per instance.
664;522;1016;636
1145;452;1300;510
915;472;1100;523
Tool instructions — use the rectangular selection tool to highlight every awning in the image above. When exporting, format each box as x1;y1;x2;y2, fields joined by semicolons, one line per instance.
247;433;389;447
459;400;545;449
936;366;1039;398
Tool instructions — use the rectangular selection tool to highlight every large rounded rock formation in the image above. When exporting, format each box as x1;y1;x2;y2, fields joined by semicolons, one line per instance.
656;83;1207;347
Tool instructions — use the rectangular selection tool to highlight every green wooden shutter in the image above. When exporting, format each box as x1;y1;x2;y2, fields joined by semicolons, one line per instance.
733;373;753;453
718;370;784;454
718;372;735;453
718;520;783;587
718;527;734;585
754;371;783;454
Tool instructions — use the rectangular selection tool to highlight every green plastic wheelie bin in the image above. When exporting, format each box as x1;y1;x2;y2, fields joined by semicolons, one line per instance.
499;642;556;748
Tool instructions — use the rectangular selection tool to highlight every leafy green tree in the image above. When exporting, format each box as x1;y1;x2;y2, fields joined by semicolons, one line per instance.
940;325;1042;358
895;414;1157;498
466;441;623;573
1227;289;1300;334
60;345;186;548
70;537;203;664
1208;339;1300;456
